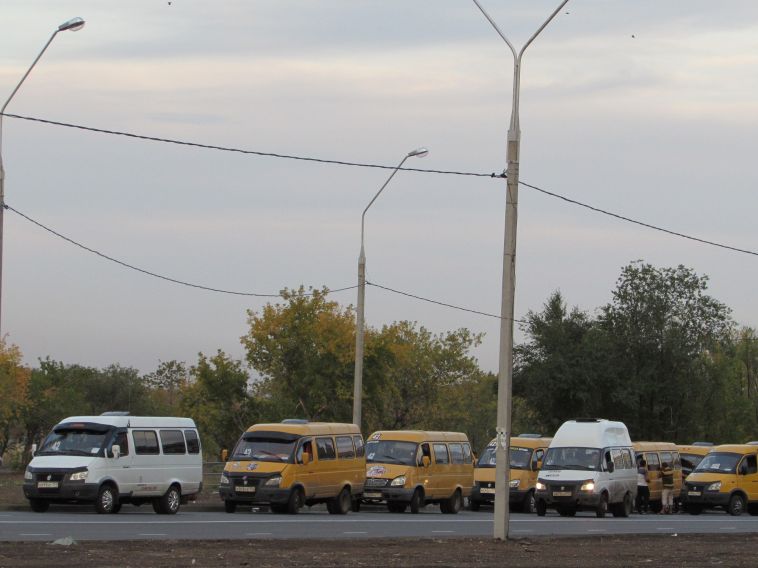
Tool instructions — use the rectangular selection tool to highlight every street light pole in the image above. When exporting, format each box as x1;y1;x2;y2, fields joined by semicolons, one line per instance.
472;0;568;541
352;147;428;429
0;16;85;336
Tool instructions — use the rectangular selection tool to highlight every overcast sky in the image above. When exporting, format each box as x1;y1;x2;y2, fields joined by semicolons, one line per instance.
2;1;757;374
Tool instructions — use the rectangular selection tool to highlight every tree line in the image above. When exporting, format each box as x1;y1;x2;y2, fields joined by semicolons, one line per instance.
1;261;756;469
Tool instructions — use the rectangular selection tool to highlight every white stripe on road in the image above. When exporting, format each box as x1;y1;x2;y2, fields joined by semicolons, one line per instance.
19;533;51;536
432;530;454;534
247;532;273;536
343;531;367;535
720;527;736;530
587;529;606;533
138;533;167;536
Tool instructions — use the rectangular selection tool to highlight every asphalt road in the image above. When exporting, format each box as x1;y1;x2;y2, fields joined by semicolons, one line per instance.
1;506;756;542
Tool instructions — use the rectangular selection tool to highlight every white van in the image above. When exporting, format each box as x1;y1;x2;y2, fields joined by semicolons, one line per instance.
534;418;636;517
23;413;202;514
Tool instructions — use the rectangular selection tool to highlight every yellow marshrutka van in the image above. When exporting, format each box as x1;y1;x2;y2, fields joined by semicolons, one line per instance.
677;444;713;477
633;442;683;511
683;444;758;516
362;431;474;514
220;420;365;514
470;436;551;513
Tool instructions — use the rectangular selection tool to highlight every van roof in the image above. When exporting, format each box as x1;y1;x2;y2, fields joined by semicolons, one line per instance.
550;419;632;449
633;442;678;452
676;445;712;456
486;437;552;449
368;431;469;443
711;444;758;455
58;416;196;429
246;422;360;436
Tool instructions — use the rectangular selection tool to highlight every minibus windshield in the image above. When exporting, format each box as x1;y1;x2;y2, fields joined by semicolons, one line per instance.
542;447;601;471
232;436;296;463
366;441;418;466
477;446;533;470
38;427;111;457
694;452;740;474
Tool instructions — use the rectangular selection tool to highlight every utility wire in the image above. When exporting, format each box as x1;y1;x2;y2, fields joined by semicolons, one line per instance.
0;113;498;179
519;180;758;257
4;113;756;257
3;203;357;298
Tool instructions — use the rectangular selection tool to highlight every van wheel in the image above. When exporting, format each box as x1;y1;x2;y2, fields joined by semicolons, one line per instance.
536;499;547;517
287;488;304;514
612;493;633;518
728;494;746;516
112;503;122;514
327;487;351;515
29;499;49;513
410;489;424;514
522;491;536;514
95;484;118;514
595;493;608;518
224;500;237;513
155;485;181;515
441;489;462;515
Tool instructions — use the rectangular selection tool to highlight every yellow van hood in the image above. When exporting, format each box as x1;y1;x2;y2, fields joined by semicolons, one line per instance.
366;463;409;479
224;461;287;475
474;467;528;484
686;472;733;484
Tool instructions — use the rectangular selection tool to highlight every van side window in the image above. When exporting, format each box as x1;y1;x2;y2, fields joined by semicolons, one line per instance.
133;430;159;455
433;443;449;465
743;455;757;474
114;431;129;456
316;437;336;460
419;443;432;466
336;436;355;459
645;452;660;471
672;452;682;469
462;443;473;464
532;449;544;470
184;430;200;454
296;439;313;463
660;451;673;469
611;449;624;470
449;443;464;464
622;449;633;470
160;430;186;454
353;436;365;458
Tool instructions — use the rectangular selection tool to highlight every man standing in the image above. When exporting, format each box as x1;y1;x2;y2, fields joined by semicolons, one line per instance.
661;462;675;514
636;458;650;514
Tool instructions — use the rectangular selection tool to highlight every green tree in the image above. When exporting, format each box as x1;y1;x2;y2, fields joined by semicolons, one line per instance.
0;339;30;457
144;359;189;413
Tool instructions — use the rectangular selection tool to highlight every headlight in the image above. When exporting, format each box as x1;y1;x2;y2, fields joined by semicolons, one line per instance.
390;475;406;487
69;470;88;481
265;476;282;487
535;481;546;491
580;481;595;492
24;468;33;480
706;481;721;491
509;479;520;489
219;473;230;485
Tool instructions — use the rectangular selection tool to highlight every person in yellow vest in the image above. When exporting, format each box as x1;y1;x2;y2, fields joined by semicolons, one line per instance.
661;462;675;514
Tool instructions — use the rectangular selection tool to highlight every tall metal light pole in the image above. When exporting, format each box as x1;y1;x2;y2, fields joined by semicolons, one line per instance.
352;147;429;428
472;0;568;540
0;16;85;336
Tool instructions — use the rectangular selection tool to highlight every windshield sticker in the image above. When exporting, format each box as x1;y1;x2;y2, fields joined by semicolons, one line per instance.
371;433;381;441
711;463;720;469
367;453;375;460
243;448;252;456
367;465;387;477
247;463;258;471
52;441;61;451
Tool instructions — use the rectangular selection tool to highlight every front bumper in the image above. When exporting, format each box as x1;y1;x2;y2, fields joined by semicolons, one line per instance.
219;484;291;504
361;485;415;502
682;489;730;508
470;485;526;505
535;484;602;510
23;480;99;502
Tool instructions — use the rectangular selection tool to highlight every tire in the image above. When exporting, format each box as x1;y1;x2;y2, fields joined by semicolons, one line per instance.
387;501;407;513
351;498;361;513
154;485;181;515
469;499;481;512
441;490;462;515
287;488;304;514
521;491;536;514
728;494;746;517
29;499;49;513
536;499;547;517
112;503;122;514
95;484;118;514
224;500;237;514
595;493;608;518
612;493;633;518
410;489;423;514
327;487;351;515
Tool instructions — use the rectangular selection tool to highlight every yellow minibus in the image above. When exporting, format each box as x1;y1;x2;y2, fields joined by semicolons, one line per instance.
633;442;682;512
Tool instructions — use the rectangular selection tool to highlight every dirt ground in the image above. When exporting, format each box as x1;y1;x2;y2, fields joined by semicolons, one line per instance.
0;534;755;568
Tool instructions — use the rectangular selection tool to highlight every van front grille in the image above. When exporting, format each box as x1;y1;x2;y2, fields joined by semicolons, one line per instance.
365;478;389;488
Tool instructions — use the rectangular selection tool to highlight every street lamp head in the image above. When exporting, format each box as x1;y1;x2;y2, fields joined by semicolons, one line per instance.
58;17;85;32
407;147;429;158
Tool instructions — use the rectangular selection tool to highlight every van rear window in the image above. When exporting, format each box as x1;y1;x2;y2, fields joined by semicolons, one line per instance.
184;430;200;454
316;437;336;460
133;430;159;455
433;444;449;465
336;436;355;459
449;443;464;464
353;436;365;458
160;430;186;454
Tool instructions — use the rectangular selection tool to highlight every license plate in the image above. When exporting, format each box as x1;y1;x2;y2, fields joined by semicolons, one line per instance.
480;488;495;494
688;491;701;497
37;481;58;489
364;492;382;499
236;486;256;493
553;491;572;497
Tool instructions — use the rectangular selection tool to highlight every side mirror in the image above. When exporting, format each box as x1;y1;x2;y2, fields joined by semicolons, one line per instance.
421;456;431;468
111;444;121;459
221;449;229;462
302;452;311;466
30;443;37;457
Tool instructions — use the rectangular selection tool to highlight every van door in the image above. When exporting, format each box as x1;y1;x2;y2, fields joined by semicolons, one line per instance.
645;452;662;503
295;438;315;498
108;430;135;496
315;437;337;498
131;429;162;495
432;443;451;498
740;454;758;502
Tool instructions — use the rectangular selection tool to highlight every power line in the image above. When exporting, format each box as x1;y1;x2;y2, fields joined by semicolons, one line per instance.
0;113;499;179
3;203;357;298
519;180;758;257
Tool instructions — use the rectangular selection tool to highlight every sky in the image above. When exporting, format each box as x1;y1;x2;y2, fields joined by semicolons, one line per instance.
1;0;757;375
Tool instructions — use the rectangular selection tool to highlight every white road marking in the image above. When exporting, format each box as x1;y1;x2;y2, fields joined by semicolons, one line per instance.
19;533;51;536
432;530;454;533
656;527;675;531
246;532;273;536
720;527;736;530
343;531;367;535
138;533;167;536
587;529;606;533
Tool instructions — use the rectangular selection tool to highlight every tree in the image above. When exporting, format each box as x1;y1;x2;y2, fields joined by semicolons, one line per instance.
144;359;189;412
0;339;30;457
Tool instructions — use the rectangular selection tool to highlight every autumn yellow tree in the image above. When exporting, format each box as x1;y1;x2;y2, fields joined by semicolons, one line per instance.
0;339;31;458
